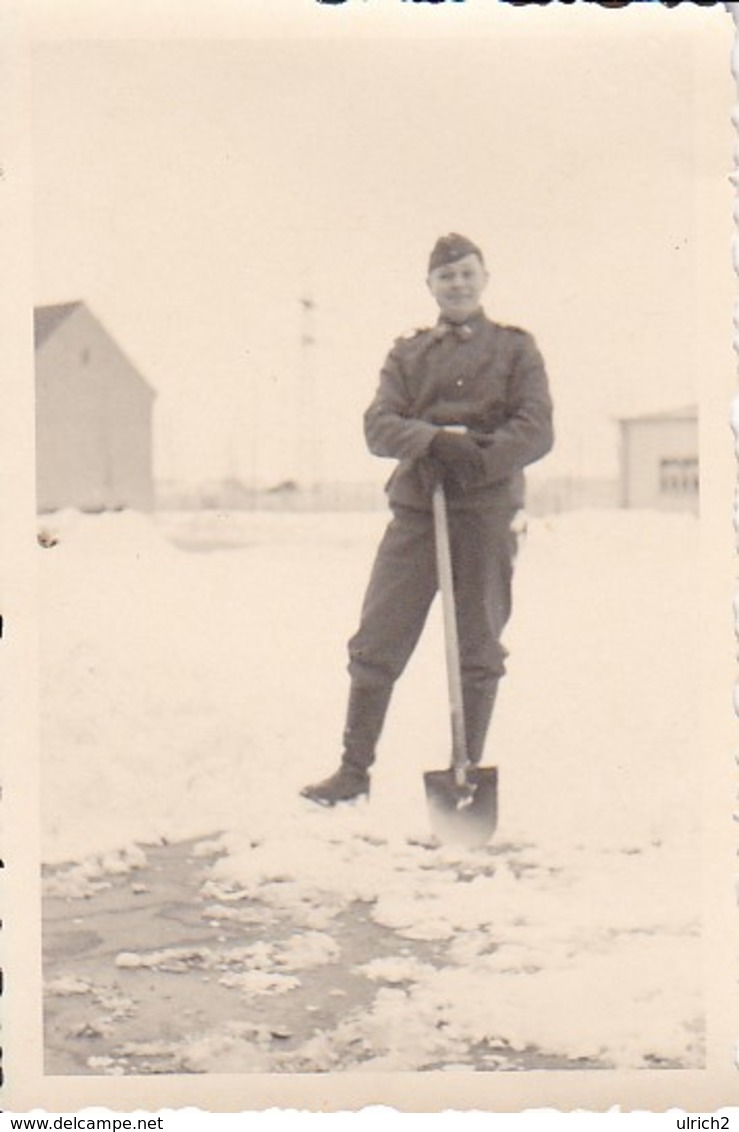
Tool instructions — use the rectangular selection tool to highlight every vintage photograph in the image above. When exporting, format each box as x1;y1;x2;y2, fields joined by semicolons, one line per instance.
3;0;735;1114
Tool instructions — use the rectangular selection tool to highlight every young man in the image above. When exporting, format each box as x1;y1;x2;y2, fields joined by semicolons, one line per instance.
301;233;554;806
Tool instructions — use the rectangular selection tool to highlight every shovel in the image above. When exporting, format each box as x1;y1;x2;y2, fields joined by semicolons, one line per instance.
423;481;499;849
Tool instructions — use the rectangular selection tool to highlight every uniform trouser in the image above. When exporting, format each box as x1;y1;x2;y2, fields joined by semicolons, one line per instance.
342;502;518;770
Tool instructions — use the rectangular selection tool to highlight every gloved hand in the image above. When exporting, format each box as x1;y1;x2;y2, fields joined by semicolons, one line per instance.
428;429;486;490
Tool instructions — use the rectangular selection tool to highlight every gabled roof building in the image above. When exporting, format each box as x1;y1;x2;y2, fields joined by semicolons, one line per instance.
34;301;156;513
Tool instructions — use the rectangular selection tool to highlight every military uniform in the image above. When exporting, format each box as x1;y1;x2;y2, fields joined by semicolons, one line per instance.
346;309;553;757
365;309;552;514
302;235;553;806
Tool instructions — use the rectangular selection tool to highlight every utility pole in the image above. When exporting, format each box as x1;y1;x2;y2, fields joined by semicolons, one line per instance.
297;294;318;494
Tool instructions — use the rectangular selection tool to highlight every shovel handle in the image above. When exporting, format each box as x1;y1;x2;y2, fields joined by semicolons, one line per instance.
432;481;469;776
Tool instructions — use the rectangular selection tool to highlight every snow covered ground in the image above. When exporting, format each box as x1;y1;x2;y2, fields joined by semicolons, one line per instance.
38;504;702;1071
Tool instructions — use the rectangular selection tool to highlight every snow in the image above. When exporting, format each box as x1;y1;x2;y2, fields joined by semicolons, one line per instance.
38;504;702;1070
46;976;94;997
218;971;301;996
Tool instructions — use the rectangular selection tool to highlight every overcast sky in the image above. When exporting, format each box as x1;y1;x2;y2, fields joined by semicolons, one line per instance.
28;6;731;487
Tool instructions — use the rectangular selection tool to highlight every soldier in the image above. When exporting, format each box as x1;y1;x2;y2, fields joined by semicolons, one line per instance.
301;233;554;806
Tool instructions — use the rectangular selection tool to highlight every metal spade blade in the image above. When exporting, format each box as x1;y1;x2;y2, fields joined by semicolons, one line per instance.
425;480;499;849
424;766;498;849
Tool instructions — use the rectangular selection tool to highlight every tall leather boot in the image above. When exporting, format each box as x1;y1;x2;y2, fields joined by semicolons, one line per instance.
463;680;499;766
300;683;393;806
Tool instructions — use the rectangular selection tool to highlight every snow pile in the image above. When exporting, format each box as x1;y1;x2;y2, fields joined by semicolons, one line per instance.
114;930;340;981
492;510;699;855
46;976;94;997
325;936;700;1071
39;506;702;1069
170;1023;288;1075
358;957;439;985
115;947;215;972
218;971;300;996
38;509;386;863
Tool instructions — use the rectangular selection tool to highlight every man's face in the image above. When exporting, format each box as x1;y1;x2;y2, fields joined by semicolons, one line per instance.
427;253;488;323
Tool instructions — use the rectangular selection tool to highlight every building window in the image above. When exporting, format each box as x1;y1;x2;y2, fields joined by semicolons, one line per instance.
659;457;699;495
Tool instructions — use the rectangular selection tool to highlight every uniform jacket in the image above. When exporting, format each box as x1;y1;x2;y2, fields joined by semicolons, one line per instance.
364;309;554;512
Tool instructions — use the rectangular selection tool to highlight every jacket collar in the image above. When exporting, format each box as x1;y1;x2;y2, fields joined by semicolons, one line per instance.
433;307;486;342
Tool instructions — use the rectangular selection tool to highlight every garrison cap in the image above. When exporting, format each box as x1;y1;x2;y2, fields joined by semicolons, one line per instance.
428;233;484;273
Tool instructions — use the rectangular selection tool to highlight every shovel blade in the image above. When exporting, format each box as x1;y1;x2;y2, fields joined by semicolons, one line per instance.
423;766;498;849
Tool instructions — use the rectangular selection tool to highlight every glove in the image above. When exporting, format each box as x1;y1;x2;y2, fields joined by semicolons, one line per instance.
428;429;486;491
